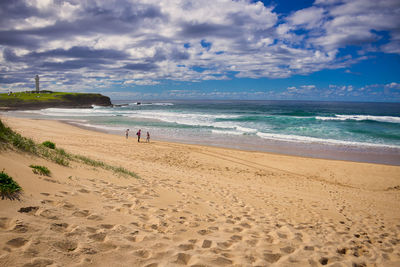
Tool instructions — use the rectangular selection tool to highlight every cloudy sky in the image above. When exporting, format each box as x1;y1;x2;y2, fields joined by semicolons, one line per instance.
1;0;400;101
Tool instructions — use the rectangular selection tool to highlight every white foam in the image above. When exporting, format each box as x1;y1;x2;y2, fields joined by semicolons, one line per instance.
70;122;127;132
128;111;240;127
256;132;400;149
316;115;400;123
235;126;258;133
128;102;174;106
212;129;243;135
28;107;136;117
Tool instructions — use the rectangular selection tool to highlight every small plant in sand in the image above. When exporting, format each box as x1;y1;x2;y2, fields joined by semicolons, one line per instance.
29;165;51;176
0;170;22;200
42;141;56;149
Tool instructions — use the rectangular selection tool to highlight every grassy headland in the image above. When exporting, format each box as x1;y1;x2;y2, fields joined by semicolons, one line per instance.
0;91;111;110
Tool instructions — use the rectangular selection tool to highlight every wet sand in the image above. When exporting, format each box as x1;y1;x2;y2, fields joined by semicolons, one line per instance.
1;116;400;266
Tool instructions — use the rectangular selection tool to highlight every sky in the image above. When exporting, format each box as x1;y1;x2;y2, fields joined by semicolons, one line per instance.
1;0;400;102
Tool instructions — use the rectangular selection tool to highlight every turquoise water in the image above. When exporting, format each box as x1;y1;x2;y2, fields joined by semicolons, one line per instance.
16;100;400;165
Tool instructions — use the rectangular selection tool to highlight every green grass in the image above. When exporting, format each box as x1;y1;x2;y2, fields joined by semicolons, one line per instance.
0;119;139;179
0;91;95;102
29;165;51;176
74;154;105;168
0;91;108;105
0;170;22;200
73;154;139;178
42;141;55;149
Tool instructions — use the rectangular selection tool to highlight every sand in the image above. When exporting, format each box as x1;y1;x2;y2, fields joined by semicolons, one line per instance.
0;116;399;266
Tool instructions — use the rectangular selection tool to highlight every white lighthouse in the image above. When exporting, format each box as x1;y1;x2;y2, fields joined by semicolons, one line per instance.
35;75;39;92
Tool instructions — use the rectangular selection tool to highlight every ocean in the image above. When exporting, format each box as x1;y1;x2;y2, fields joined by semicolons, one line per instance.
11;100;400;165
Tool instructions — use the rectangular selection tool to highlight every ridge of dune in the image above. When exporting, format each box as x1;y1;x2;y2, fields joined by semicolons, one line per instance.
0;116;399;266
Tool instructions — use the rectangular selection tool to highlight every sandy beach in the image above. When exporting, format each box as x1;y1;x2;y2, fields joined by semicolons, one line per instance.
0;115;399;266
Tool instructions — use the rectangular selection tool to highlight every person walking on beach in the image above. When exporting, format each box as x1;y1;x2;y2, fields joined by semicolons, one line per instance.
125;129;129;139
146;131;150;143
136;129;141;142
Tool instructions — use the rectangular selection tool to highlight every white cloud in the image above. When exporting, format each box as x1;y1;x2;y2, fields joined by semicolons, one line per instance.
284;0;400;53
385;82;400;89
1;0;399;93
287;7;325;29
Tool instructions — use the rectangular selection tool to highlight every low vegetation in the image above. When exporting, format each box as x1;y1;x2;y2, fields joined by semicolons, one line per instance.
0;170;22;200
73;154;139;178
0;91;111;109
0;91;106;102
42;141;56;149
0;119;139;179
29;165;51;176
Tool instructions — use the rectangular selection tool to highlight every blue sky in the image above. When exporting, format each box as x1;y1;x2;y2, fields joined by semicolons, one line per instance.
1;0;400;102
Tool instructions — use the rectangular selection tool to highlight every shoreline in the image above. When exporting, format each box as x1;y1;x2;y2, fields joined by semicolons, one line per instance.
60;117;400;167
1;115;400;266
3;111;400;166
2;115;400;179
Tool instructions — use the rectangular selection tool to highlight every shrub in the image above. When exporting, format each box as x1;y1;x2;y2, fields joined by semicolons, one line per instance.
56;148;70;159
42;141;55;149
29;165;51;176
0;120;13;143
12;134;37;153
54;156;69;166
0;170;22;200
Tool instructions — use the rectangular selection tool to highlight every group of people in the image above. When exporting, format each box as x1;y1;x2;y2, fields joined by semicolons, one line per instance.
125;129;150;143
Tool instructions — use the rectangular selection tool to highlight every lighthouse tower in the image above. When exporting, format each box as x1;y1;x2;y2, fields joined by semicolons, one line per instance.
35;75;39;92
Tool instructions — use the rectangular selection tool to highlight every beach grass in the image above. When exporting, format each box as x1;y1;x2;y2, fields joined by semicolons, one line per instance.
42;141;56;149
73;154;139;178
0;119;139;178
0;170;22;200
29;165;51;176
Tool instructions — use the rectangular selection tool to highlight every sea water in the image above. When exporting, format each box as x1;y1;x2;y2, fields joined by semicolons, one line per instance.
13;100;400;165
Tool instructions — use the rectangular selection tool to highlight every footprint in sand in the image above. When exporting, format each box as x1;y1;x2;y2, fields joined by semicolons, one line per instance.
280;246;295;254
18;206;39;214
78;188;90;193
39;209;60;220
0;217;11;229
178;243;194;251
88;232;107;242
230;235;242;242
50;222;69;232
87;214;103;221
6;237;29;248
85;226;98;233
212;257;233;266
12;221;29;233
197;229;212;236
263;253;281;263
175;253;191;265
72;210;90;217
99;224;114;230
80;247;98;255
22;258;54;267
202;240;212;248
53;240;78;252
95;242;117;252
133;249;151;258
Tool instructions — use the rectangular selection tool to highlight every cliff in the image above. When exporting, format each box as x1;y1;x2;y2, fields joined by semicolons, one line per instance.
0;91;112;110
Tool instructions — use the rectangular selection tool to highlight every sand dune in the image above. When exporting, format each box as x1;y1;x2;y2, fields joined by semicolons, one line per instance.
0;116;399;266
